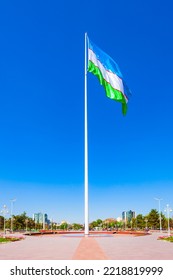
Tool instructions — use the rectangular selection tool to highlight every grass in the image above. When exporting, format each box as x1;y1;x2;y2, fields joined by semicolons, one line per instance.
158;235;173;242
0;236;24;243
0;237;11;243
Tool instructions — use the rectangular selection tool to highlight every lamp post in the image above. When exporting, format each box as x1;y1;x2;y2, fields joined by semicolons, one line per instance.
154;197;162;232
25;219;28;232
10;198;16;233
51;218;53;230
144;218;148;230
164;204;172;236
42;213;45;230
1;205;9;236
124;212;127;230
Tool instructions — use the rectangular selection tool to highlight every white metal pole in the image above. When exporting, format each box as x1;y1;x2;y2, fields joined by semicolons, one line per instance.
124;212;126;230
164;204;172;236
43;213;45;230
165;204;170;236
158;199;162;232
10;200;13;232
154;197;162;232
84;32;89;235
1;205;8;236
167;205;170;236
10;198;16;232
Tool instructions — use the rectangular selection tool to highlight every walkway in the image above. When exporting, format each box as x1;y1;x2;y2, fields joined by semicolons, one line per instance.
0;232;172;260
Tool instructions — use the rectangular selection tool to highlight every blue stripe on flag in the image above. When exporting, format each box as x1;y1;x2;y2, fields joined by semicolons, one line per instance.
88;39;123;79
88;39;132;100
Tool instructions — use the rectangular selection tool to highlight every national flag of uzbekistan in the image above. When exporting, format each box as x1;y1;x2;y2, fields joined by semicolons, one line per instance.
88;38;131;115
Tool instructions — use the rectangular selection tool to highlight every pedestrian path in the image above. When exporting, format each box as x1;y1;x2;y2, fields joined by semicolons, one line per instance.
72;236;108;260
0;232;172;260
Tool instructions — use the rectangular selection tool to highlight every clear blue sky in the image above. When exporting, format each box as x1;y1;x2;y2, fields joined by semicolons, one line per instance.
0;0;173;224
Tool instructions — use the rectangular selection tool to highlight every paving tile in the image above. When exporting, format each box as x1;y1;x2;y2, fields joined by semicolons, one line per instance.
0;232;172;260
72;237;108;260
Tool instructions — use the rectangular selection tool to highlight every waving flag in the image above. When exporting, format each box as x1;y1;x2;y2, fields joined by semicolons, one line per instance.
88;39;131;115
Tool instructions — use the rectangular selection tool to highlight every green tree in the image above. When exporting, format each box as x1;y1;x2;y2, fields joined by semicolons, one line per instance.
89;220;98;230
89;219;103;230
96;219;103;227
72;223;83;230
147;209;159;229
109;221;116;229
26;218;35;230
13;212;27;230
8;212;35;231
115;221;123;230
169;218;173;229
131;217;136;229
160;212;167;230
136;214;145;229
59;222;68;230
0;215;4;230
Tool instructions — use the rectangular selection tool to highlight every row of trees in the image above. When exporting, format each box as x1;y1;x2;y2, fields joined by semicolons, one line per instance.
0;212;84;232
89;209;173;230
0;209;172;232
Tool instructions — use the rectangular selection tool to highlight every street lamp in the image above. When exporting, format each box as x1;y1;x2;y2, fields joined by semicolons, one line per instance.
10;198;16;233
124;212;127;230
154;197;162;232
144;218;148;230
42;213;45;230
164;204;172;236
1;205;9;236
25;219;28;232
51;218;53;230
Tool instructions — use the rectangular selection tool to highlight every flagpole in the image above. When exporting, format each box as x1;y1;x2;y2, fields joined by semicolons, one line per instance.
84;32;89;235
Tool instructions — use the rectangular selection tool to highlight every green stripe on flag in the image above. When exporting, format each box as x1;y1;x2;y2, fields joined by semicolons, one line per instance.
88;60;127;115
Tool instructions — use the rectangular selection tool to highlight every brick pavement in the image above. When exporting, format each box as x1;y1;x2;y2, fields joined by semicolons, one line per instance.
72;236;107;260
0;232;172;260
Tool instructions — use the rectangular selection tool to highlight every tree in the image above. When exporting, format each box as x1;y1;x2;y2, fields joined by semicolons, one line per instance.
147;209;160;229
13;212;28;230
115;221;123;230
26;218;35;230
131;217;136;229
109;221;116;229
89;221;98;230
0;215;4;230
89;219;103;230
72;223;83;230
136;214;145;229
169;218;173;229
160;212;167;230
102;218;116;230
6;212;35;231
59;222;68;230
96;219;103;227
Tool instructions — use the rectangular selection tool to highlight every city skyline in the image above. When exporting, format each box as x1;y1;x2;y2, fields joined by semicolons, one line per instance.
0;186;172;224
0;1;173;224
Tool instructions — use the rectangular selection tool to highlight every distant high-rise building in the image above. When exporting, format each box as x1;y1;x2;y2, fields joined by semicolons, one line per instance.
33;213;50;225
33;213;42;223
122;210;136;222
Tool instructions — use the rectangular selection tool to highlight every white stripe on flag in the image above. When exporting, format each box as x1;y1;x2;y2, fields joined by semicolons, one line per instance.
88;48;124;94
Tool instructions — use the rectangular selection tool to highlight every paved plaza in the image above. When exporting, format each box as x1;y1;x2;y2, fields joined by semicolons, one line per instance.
0;232;172;260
